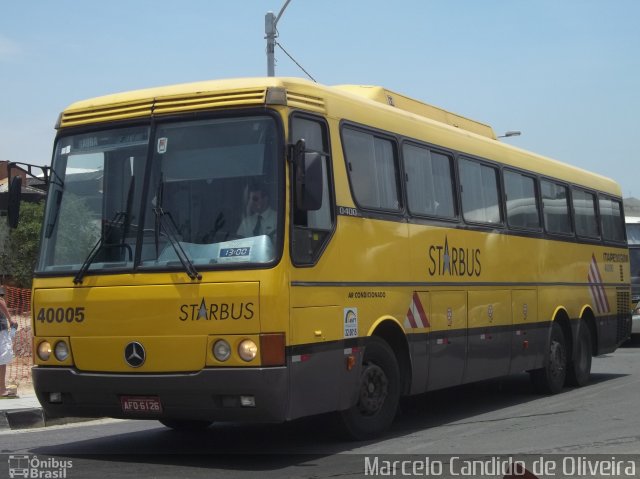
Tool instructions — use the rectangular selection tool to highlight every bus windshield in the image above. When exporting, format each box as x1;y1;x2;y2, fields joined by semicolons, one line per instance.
37;115;281;274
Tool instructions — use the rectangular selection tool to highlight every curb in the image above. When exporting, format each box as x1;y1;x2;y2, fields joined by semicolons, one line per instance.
0;407;96;430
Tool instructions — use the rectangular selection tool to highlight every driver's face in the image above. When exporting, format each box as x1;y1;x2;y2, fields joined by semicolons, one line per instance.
249;191;269;214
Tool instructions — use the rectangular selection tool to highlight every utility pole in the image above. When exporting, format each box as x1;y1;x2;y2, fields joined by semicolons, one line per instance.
265;0;292;76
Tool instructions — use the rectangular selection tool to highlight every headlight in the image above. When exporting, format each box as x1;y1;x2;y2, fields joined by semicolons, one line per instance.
37;341;52;361
238;339;258;362
54;341;69;361
212;339;231;362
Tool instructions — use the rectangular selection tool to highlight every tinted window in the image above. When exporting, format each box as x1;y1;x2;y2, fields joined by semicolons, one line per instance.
504;170;540;229
403;144;455;218
459;158;501;224
630;247;640;278
541;180;572;234
572;188;599;238
627;223;640;245
343;128;400;211
600;196;625;242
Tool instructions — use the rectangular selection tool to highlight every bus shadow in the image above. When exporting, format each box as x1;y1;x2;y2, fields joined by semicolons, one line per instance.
621;335;640;347
389;371;626;436
29;371;627;472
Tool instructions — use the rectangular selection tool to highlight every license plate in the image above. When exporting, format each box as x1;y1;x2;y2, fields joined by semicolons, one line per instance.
120;396;163;414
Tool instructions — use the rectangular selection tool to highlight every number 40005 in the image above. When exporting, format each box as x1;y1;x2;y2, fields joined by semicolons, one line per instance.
37;307;85;323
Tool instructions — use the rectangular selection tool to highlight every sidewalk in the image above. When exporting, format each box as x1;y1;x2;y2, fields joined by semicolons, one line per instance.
0;384;92;430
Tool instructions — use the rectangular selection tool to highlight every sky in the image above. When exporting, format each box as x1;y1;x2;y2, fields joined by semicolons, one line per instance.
1;0;639;198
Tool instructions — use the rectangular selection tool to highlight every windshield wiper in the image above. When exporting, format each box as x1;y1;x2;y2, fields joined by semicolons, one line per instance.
153;177;201;281
73;211;133;284
73;177;135;285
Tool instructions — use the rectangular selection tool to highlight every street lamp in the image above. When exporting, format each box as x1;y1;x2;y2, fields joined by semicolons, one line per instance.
498;130;522;139
265;0;293;76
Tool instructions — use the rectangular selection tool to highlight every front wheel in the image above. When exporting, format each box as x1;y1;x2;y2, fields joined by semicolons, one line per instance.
530;321;567;394
566;322;592;387
340;337;400;440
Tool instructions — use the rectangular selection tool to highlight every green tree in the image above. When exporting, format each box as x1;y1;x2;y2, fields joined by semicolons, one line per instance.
1;201;44;288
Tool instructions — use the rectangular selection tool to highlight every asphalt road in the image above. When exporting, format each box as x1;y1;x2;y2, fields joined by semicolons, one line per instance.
1;341;639;478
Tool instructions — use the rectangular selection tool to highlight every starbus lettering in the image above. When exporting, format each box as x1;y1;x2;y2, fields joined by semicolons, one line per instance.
428;236;481;277
178;298;254;321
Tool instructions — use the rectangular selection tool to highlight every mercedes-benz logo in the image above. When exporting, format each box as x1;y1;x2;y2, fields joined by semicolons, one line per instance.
124;341;146;368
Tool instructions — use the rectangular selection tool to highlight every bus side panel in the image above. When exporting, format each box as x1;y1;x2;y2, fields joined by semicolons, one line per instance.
408;333;429;394
427;291;467;391
464;290;511;383
509;290;546;373
287;306;363;420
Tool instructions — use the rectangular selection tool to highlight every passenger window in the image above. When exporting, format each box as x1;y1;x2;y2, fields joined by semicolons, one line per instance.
342;127;401;211
572;188;599;238
403;144;455;218
541;180;572;235
459;158;501;224
599;196;625;242
504;170;540;229
290;116;334;265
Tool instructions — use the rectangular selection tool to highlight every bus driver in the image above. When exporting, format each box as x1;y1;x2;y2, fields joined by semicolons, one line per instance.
236;183;276;238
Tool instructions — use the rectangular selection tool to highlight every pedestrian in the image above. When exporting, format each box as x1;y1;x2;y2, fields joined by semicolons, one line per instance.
0;287;18;398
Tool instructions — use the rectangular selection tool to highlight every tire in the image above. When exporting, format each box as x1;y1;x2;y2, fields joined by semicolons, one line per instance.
530;321;567;394
340;337;400;440
159;419;213;431
566;322;592;387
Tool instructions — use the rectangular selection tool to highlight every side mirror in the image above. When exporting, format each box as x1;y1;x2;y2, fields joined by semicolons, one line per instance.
7;175;22;229
293;139;323;211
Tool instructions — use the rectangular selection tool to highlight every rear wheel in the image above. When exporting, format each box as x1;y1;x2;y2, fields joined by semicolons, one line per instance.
159;419;213;431
566;322;592;387
340;337;400;440
530;321;567;394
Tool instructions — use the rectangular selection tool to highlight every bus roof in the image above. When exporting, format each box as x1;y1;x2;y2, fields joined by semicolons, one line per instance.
58;76;621;198
333;85;497;139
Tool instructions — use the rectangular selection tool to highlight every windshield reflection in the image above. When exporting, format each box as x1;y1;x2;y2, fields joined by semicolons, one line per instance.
38;115;281;275
38;127;148;273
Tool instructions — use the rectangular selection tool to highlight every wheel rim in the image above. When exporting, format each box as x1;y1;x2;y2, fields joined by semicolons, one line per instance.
357;362;389;416
549;340;566;379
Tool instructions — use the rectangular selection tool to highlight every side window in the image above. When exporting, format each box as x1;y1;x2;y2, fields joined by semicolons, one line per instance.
599;196;625;242
541;180;572;235
342;127;401;211
572;188;599;238
504;170;540;229
290;115;334;265
459;158;501;224
403;144;456;218
627;223;640;245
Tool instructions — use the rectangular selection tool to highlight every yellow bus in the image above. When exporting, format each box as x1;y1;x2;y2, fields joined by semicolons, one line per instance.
11;77;631;438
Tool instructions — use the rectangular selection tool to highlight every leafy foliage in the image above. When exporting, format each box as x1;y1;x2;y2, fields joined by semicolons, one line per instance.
1;201;44;288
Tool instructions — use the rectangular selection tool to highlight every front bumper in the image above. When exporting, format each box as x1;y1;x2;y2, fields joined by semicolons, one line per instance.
32;366;288;423
632;314;640;335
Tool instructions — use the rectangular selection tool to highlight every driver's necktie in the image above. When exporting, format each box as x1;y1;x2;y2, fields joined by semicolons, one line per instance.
253;215;263;236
